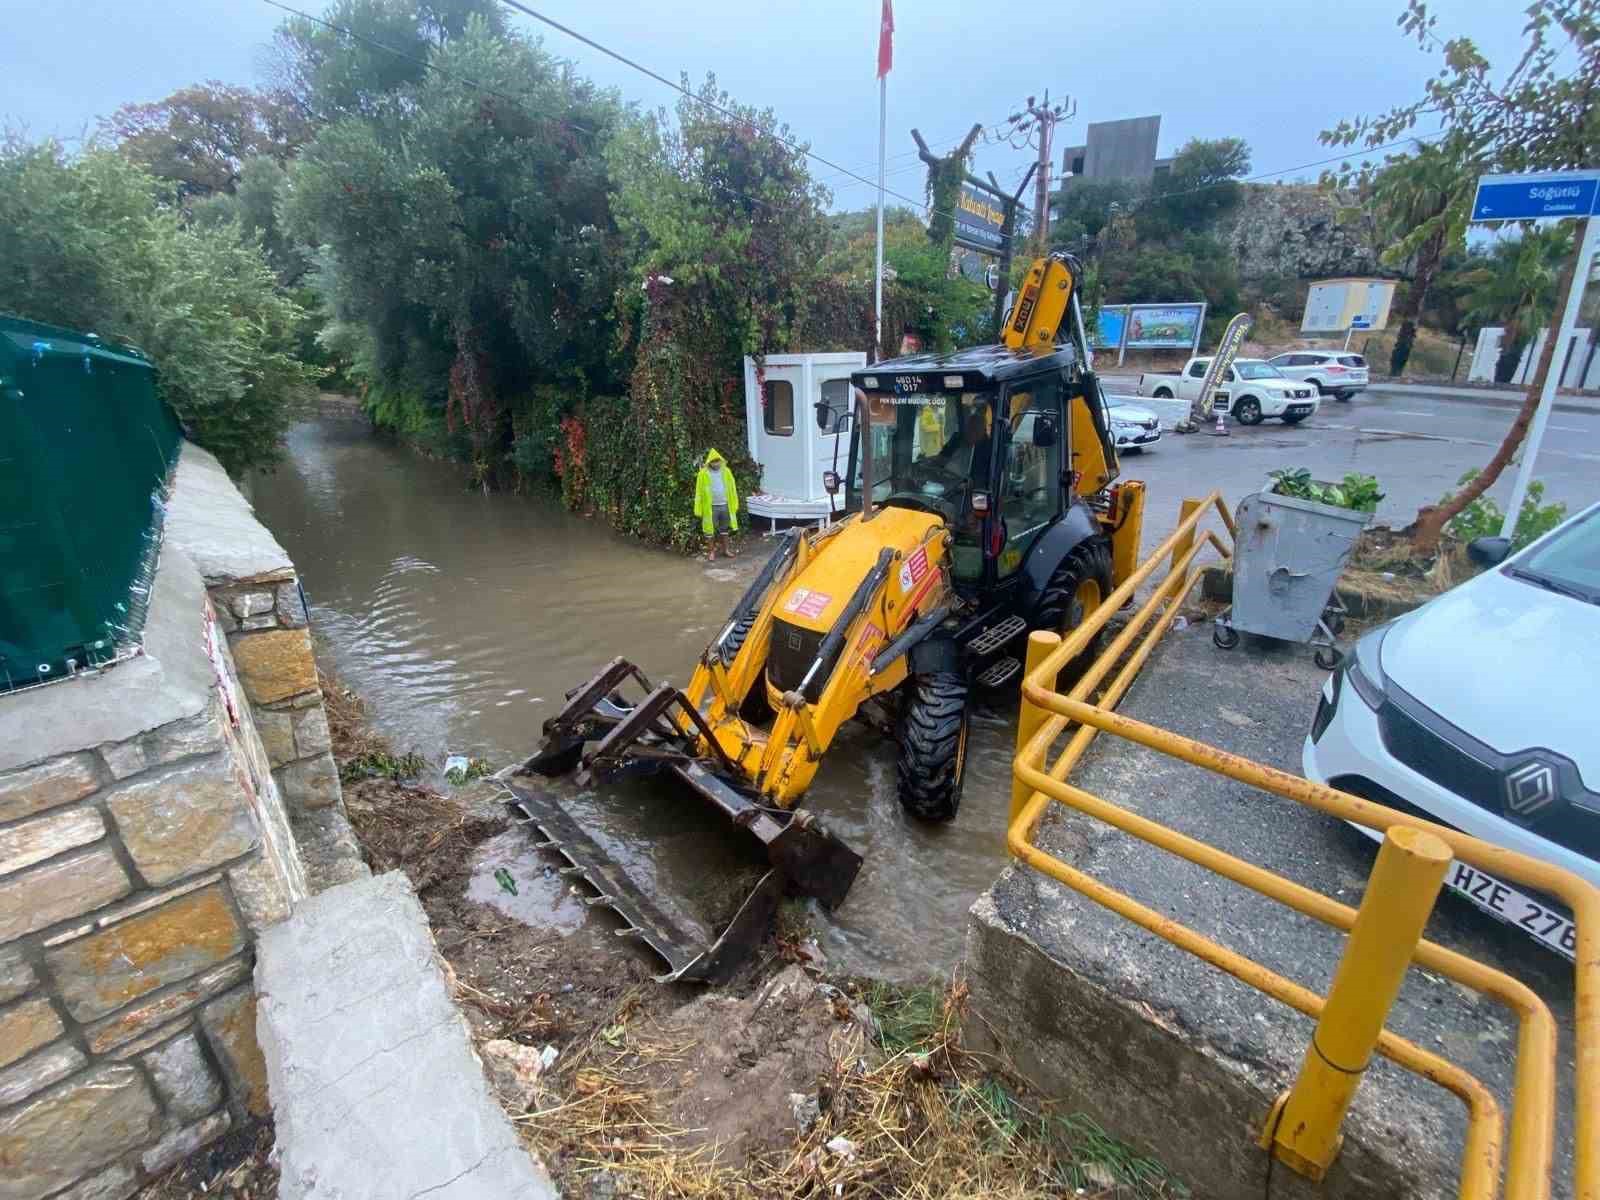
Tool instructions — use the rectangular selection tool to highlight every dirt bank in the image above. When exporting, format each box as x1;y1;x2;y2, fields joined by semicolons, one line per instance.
140;659;1188;1199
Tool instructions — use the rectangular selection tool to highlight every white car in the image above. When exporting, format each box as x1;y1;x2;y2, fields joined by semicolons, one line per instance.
1267;350;1370;401
1137;357;1320;426
1107;401;1161;452
1303;503;1600;959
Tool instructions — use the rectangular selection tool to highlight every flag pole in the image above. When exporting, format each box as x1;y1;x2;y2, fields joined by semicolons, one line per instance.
874;72;886;359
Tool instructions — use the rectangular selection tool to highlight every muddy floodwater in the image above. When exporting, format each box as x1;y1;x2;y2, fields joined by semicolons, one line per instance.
252;418;1025;980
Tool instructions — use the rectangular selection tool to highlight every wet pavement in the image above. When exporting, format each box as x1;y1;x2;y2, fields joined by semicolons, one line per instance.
250;398;1599;982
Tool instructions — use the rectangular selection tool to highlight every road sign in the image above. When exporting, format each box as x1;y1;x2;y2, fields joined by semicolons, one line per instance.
1350;314;1372;330
1470;170;1600;222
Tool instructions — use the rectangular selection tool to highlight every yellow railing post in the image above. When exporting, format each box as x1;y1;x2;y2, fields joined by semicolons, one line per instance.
1170;497;1201;578
1263;825;1454;1180
1010;630;1061;825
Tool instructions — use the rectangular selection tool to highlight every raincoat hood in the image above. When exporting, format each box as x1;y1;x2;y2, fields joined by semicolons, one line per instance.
704;449;726;467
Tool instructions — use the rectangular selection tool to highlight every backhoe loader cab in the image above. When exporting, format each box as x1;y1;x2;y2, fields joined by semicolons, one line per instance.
507;253;1146;984
836;340;1123;596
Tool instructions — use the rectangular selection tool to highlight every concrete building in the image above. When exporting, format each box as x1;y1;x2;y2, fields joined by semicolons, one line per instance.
1058;114;1172;190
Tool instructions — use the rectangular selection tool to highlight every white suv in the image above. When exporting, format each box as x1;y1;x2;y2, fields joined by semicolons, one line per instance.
1303;503;1600;959
1268;351;1369;401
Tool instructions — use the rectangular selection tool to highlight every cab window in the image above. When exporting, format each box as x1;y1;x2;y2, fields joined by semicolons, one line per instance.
997;378;1063;576
1187;360;1208;378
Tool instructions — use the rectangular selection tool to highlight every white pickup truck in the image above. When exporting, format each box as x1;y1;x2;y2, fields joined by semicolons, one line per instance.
1136;356;1320;425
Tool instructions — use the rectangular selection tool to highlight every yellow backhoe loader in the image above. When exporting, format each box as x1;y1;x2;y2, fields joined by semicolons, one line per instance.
505;253;1146;981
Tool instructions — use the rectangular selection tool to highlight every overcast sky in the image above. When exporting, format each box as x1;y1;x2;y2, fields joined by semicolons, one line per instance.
1;0;1531;213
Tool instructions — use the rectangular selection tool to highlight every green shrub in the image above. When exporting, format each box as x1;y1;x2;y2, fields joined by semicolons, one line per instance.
1443;469;1567;550
1268;468;1384;513
0;142;318;472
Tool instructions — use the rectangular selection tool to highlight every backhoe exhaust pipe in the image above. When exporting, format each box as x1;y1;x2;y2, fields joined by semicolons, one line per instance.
853;385;874;520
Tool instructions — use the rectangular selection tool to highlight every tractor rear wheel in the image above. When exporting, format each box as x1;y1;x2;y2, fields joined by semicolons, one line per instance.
896;673;970;822
1034;538;1115;684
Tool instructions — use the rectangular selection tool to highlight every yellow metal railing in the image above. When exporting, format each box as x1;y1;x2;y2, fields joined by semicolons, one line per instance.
1006;491;1598;1200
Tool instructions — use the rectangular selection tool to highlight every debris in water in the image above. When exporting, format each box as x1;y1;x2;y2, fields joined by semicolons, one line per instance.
826;1136;857;1160
445;754;470;776
1172;616;1188;631
494;867;518;896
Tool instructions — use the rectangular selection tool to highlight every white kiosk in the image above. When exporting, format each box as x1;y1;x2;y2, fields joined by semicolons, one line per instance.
741;351;867;528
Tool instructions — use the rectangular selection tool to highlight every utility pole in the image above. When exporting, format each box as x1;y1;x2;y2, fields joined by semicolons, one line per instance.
1003;90;1075;255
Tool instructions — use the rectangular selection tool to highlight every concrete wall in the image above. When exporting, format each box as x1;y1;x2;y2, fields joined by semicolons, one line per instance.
0;442;358;1199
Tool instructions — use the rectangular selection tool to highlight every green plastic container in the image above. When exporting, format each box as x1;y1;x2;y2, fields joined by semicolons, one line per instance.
0;316;182;691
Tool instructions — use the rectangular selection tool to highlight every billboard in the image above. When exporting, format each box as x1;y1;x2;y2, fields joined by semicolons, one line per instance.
1092;305;1129;350
953;185;1005;254
1125;303;1205;351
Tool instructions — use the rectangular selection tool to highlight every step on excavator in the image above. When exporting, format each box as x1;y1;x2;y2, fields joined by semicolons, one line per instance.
504;253;1147;981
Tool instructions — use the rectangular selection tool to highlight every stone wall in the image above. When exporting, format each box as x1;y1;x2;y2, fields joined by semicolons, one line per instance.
0;545;306;1200
0;441;369;1199
164;446;341;822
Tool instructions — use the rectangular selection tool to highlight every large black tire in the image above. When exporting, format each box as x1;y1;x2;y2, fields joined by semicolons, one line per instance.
1033;538;1115;683
1153;387;1174;399
896;673;970;822
1234;396;1263;425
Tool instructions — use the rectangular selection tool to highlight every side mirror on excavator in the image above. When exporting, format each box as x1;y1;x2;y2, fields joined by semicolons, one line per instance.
1033;417;1057;448
814;399;832;430
822;470;841;495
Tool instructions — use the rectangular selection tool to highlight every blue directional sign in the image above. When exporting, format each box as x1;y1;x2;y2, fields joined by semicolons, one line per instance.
1471;170;1600;222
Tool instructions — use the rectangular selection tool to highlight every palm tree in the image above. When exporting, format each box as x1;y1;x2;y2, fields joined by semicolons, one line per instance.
1456;226;1572;383
1369;142;1473;377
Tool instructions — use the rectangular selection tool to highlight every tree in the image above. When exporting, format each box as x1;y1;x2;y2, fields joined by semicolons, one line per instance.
101;82;309;198
1456;227;1573;381
0;142;318;471
1365;141;1474;375
284;9;629;474
1325;0;1599;551
267;0;507;124
193;156;301;282
1140;137;1251;237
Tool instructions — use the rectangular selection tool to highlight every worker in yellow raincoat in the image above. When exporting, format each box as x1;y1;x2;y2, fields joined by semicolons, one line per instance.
693;449;740;561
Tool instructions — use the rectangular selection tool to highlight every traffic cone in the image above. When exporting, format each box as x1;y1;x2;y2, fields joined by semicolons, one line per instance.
1212;410;1229;436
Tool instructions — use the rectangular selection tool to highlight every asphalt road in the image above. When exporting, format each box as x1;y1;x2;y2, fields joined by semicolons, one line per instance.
1102;382;1600;551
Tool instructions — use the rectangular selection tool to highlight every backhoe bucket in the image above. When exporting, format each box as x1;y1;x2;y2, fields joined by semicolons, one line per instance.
505;657;862;983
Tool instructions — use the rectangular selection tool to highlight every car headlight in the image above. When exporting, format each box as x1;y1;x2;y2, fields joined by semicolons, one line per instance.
1346;626;1389;709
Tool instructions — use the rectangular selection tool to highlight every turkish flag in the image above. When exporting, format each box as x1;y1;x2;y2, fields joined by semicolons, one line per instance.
877;0;893;78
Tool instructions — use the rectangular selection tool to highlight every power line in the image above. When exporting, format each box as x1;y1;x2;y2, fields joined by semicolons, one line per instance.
492;0;1015;240
258;0;819;223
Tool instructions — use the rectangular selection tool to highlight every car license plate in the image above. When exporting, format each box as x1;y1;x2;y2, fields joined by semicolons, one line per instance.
1444;860;1576;960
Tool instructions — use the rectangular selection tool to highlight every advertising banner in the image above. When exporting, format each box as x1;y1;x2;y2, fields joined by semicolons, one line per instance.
1092;305;1129;350
953;184;1006;254
1194;312;1254;423
1125;303;1206;351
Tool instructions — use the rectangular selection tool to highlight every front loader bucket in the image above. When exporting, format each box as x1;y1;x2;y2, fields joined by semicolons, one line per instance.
504;658;862;983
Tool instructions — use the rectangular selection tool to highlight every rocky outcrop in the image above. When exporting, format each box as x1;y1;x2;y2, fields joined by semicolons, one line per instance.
1214;183;1389;283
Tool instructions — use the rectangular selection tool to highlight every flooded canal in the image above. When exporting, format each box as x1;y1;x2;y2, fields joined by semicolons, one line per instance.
251;418;1024;981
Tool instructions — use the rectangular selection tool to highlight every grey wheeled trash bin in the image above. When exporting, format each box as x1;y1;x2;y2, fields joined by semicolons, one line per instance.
1213;484;1372;667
